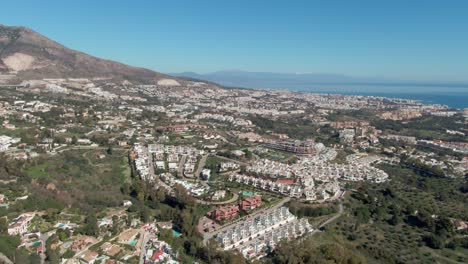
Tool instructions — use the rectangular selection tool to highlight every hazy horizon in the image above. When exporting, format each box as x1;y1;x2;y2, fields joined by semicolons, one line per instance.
174;70;468;108
172;70;468;84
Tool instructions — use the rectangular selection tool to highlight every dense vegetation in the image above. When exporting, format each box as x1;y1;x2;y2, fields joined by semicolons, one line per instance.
249;114;320;140
289;202;338;218
372;115;467;142
269;235;367;264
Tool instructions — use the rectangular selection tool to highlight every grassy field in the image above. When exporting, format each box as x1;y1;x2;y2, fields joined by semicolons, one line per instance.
22;148;131;213
25;162;49;178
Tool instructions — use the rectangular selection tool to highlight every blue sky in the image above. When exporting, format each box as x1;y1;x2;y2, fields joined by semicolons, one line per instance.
2;0;468;81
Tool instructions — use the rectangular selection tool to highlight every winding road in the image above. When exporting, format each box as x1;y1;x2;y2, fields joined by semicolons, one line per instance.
215;155;249;166
195;154;208;179
318;202;343;229
178;155;187;178
298;201;344;243
196;193;239;205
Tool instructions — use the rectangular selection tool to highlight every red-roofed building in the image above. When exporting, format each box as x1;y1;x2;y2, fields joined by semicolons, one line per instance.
275;178;295;184
151;249;164;261
240;196;262;210
209;205;239;221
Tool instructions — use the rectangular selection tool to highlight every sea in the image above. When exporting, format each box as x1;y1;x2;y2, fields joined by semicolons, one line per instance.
286;83;468;109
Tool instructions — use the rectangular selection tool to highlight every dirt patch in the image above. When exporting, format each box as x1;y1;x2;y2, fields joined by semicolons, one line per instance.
157;78;180;86
2;52;35;71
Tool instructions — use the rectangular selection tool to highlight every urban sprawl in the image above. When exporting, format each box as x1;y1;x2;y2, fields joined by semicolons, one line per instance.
0;75;467;263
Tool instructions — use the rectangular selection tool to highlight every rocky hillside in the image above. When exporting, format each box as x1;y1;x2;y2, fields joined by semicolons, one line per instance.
0;24;176;83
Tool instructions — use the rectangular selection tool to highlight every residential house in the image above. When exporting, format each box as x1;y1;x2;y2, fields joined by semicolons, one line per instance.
7;212;35;235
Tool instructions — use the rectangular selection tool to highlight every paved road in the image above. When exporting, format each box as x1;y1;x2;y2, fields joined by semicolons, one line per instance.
298;201;344;243
299;201;343;242
177;155;187;178
318;202;343;229
195;154;208;179
39;231;55;264
215;155;249;166
138;230;152;264
202;197;291;245
55;145;127;154
146;150;157;182
196;193;239;205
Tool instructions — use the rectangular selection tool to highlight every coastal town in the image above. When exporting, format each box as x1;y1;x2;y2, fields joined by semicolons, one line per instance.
0;73;466;263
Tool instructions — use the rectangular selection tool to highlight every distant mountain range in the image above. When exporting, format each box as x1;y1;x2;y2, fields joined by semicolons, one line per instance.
172;70;468;90
0;24;178;84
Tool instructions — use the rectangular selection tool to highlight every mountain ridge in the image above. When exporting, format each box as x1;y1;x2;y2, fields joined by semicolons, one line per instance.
0;24;177;84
